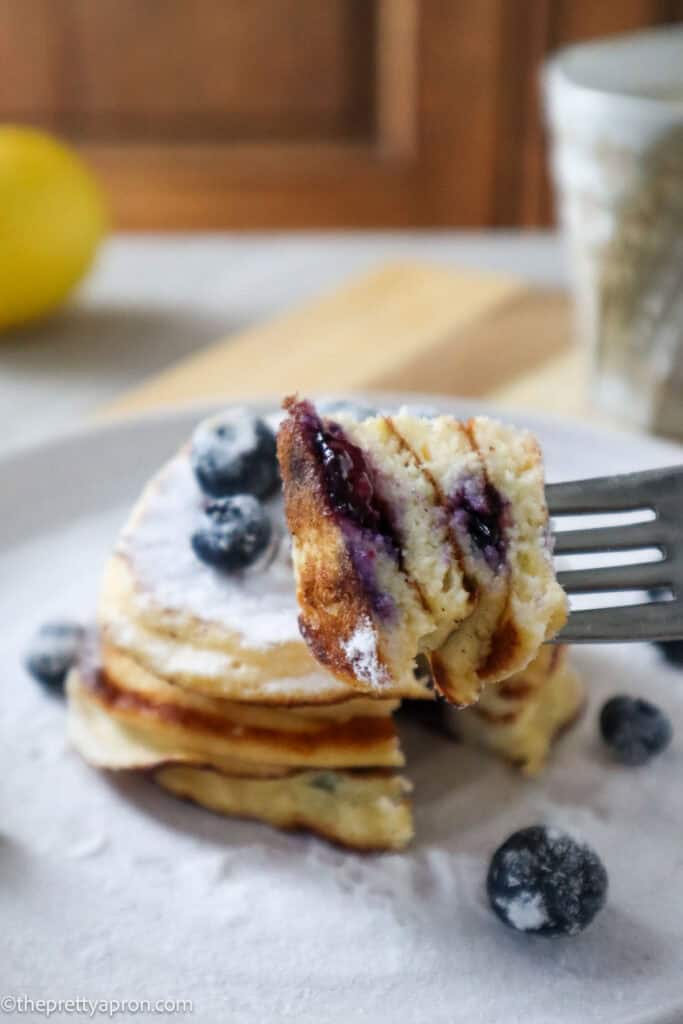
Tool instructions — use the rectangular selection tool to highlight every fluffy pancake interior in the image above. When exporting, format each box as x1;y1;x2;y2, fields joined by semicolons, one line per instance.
433;417;567;700
334;413;474;649
387;411;509;705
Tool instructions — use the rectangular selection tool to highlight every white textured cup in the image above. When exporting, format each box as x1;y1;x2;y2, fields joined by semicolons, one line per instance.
544;27;683;436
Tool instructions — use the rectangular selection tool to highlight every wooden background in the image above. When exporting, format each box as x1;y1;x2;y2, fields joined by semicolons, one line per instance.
2;0;681;228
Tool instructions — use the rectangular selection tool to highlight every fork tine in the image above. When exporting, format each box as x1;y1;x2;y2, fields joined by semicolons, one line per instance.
552;520;669;555
546;466;674;515
555;601;683;643
546;465;683;642
557;560;672;594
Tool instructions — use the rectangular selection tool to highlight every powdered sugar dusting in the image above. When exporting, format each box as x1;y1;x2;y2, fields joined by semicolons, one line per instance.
341;619;389;690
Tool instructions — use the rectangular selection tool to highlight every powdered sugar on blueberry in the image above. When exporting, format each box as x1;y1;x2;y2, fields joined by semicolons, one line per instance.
501;891;549;932
191;407;279;499
487;825;608;936
191;494;273;571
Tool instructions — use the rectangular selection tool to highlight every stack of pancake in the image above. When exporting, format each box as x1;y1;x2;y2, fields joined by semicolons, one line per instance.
67;411;582;850
67;450;430;851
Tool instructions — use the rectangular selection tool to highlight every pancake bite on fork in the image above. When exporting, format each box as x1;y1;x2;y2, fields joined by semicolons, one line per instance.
277;397;567;706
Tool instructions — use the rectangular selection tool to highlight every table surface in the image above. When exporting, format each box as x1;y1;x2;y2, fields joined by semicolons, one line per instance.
0;232;567;455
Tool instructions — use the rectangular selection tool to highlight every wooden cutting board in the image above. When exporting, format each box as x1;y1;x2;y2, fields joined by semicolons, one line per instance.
108;262;595;421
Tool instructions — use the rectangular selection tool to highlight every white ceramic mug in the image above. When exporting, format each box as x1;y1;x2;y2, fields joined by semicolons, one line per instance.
544;26;683;437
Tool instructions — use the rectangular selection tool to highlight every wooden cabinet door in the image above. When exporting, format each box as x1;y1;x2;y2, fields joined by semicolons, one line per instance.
1;0;679;227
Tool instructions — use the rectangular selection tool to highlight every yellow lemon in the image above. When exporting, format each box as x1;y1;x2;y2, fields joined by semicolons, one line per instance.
0;126;107;330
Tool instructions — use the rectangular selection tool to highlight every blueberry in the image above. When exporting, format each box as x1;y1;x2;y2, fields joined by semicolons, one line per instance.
25;620;84;694
600;695;672;765
191;495;272;571
309;772;338;793
655;640;683;668
191;409;279;499
487;826;607;937
318;398;377;421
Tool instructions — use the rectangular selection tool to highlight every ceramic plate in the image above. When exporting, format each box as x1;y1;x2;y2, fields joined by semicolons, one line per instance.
3;396;683;1024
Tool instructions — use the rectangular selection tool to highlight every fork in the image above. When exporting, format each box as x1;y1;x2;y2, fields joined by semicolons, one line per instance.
547;465;683;643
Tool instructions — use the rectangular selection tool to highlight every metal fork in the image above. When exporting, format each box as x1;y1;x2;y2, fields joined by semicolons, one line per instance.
547;465;683;643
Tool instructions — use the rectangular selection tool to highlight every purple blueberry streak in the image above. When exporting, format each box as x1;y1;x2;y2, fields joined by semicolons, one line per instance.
450;474;508;573
293;400;401;619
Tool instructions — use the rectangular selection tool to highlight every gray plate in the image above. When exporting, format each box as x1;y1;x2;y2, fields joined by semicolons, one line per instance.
2;395;683;1024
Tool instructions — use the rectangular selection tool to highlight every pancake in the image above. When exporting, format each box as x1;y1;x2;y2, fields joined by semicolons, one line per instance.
67;667;412;851
75;409;426;850
155;765;413;852
72;644;403;771
441;646;584;775
277;399;567;705
68;668;286;774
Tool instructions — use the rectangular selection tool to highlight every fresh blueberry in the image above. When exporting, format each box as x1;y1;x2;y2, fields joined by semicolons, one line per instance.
318;398;377;421
191;409;279;499
25;620;84;694
600;695;672;765
655;640;683;667
191;495;272;571
487;826;608;937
